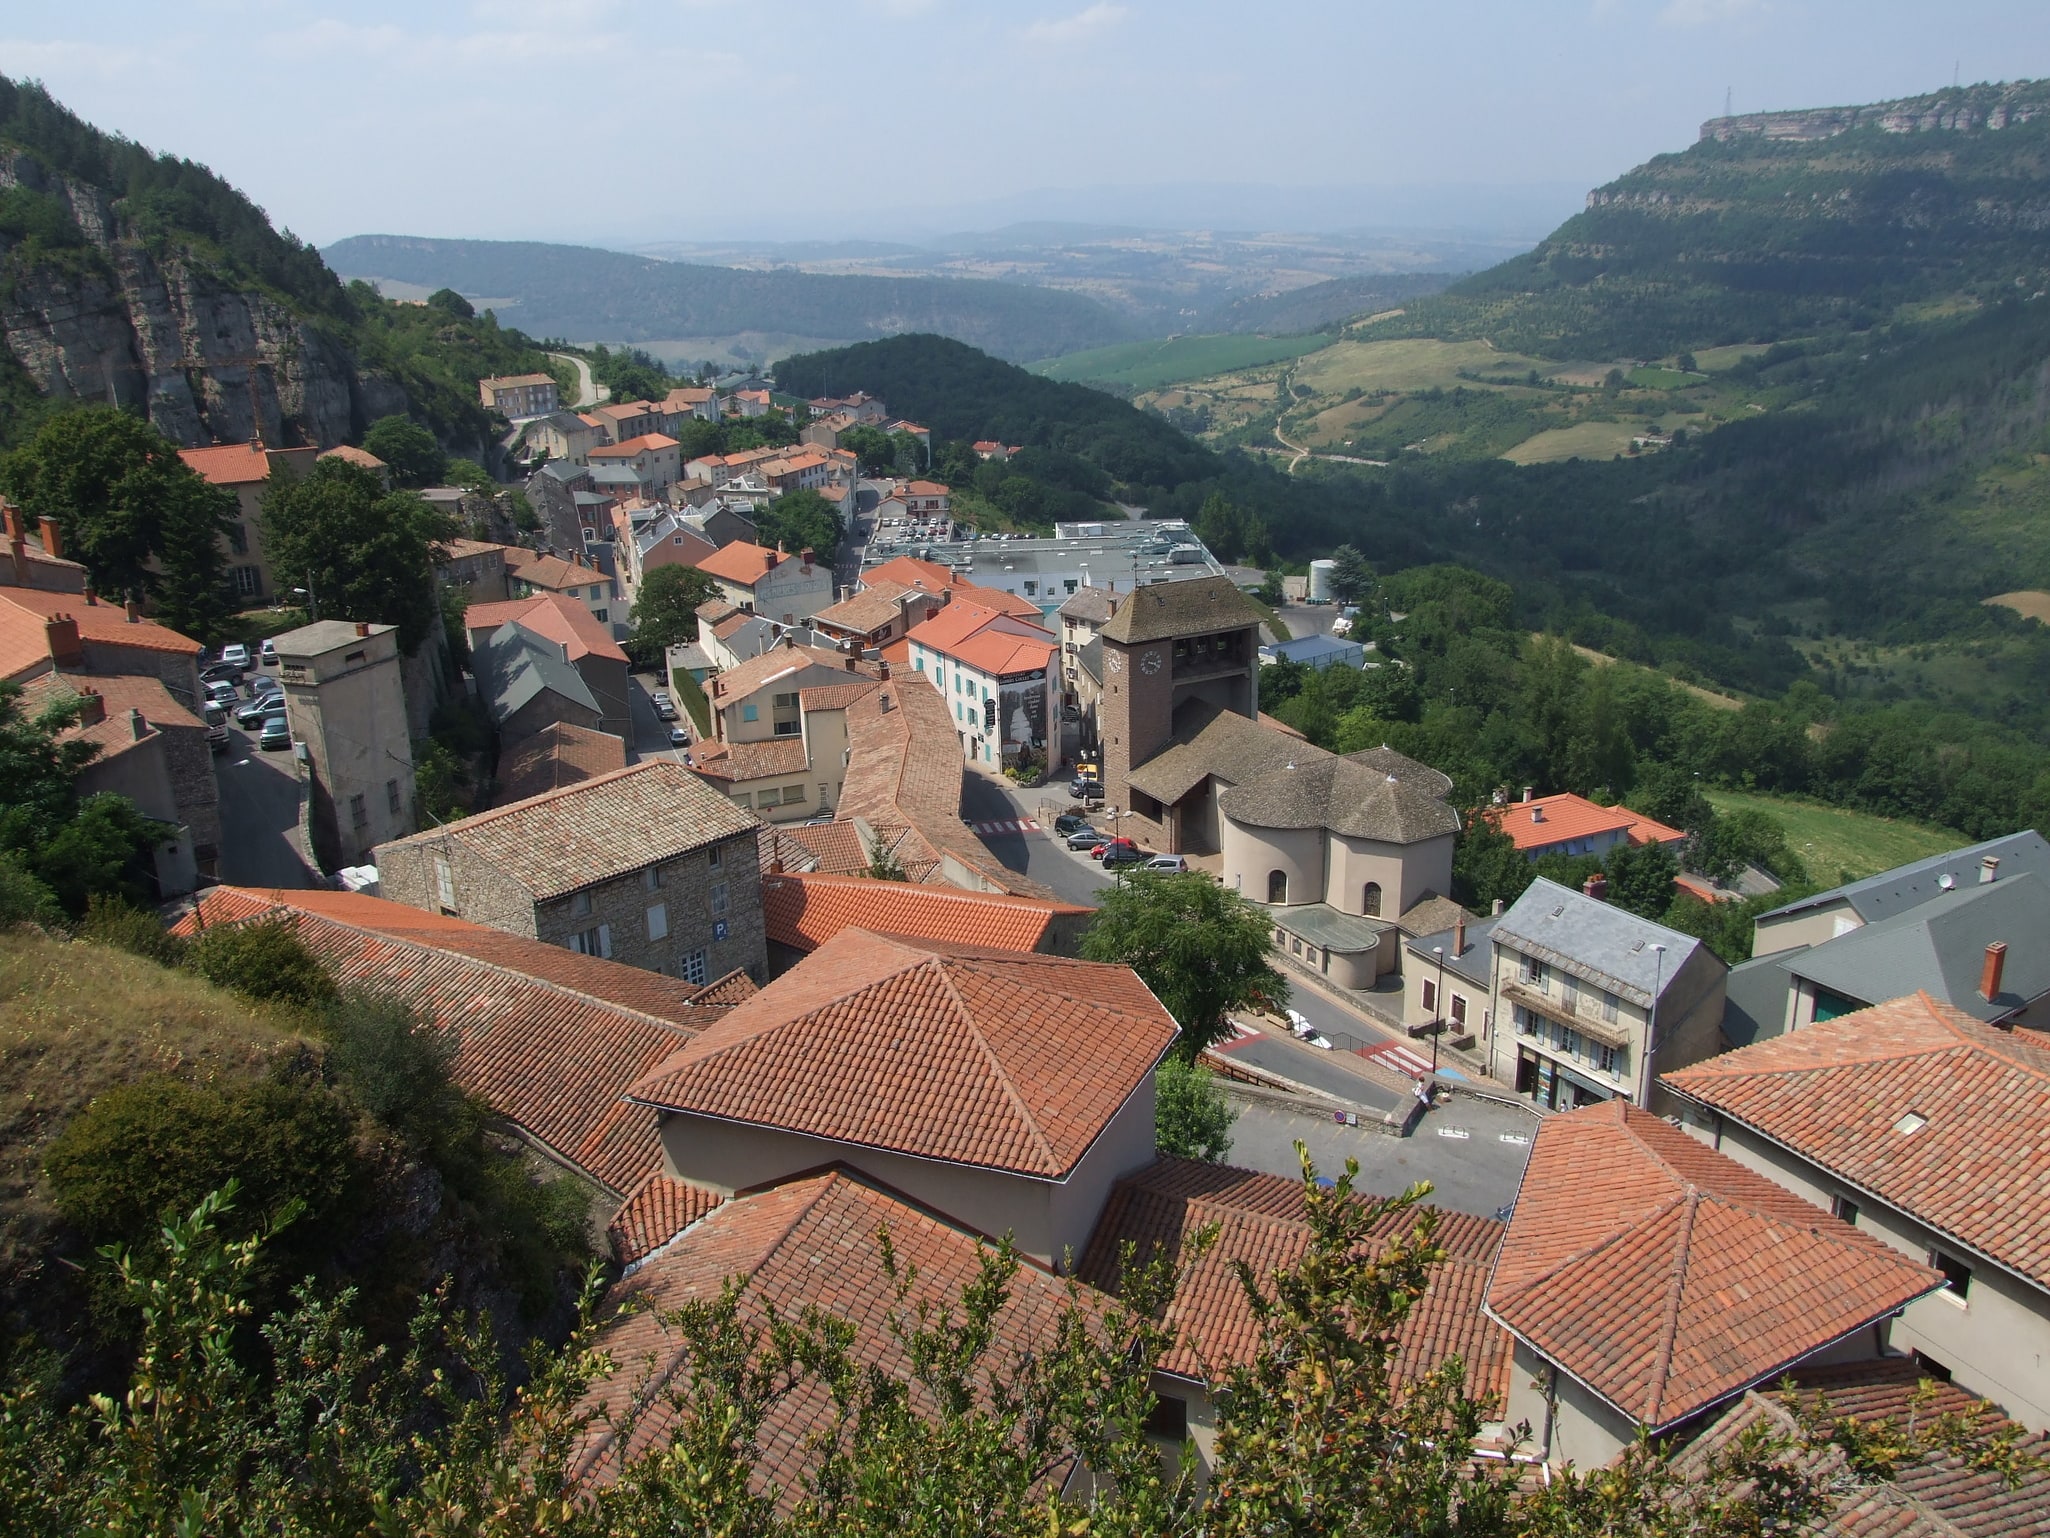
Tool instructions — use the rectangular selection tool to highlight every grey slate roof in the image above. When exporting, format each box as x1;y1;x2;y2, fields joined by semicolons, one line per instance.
1125;700;1305;805
1261;633;1364;667
1219;756;1460;845
1757;830;2050;925
1404;913;1498;988
275;619;397;657
1076;635;1103;686
1099;574;1263;645
1494;878;1705;1008
1721;954;1792;1049
1347;745;1454;799
1263;902;1389;955
475;620;600;723
1783;871;2050;1022
1056;585;1116;625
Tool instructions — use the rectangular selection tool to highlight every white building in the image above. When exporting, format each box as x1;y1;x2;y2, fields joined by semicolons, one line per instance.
904;600;1060;773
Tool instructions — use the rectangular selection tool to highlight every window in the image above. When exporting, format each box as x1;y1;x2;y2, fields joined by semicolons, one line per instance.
1832;1194;1860;1227
1267;869;1288;903
386;778;402;815
593;609;607;624
679;949;708;986
233;565;262;598
1930;1251;1973;1300
349;793;368;828
1602;990;1620;1024
1519;955;1549;990
571;924;612;959
742;703;758;722
645;903;668;941
773;692;799;709
1290;936;1302;956
1561;975;1580;1013
1362;881;1382;917
710;882;729;916
1592;1042;1620;1075
344;650;366;664
708;844;722;870
774;719;801;737
730;792;751;808
571;891;593;917
227;522;249;554
434;856;455;912
782;784;804;802
1422;978;1438;1013
644;865;664;891
1143;1393;1188;1442
1064;579;1077;593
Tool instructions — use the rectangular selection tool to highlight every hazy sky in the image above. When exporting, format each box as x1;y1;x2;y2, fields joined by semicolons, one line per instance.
6;0;2046;247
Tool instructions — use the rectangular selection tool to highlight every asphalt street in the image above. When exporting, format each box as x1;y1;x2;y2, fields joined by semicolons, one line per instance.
214;725;318;888
957;772;1120;908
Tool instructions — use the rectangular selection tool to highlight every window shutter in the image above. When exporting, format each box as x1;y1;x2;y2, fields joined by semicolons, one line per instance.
597;924;612;958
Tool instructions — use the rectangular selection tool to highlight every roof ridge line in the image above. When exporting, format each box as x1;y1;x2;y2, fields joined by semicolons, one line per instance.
1645;1188;1701;1425
935;955;1062;1173
649;935;935;1070
1490;1190;1690;1308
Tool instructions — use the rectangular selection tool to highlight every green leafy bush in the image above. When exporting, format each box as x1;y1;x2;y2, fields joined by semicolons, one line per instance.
185;918;335;1008
1155;1054;1234;1162
77;893;188;965
320;989;459;1149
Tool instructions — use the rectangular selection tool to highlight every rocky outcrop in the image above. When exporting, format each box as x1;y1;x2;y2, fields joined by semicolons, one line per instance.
0;147;407;448
1700;79;2048;144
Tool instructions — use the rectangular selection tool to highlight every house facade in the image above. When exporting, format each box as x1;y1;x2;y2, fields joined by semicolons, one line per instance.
904;600;1060;773
479;373;560;418
177;441;320;605
694;541;833;623
275;620;417;870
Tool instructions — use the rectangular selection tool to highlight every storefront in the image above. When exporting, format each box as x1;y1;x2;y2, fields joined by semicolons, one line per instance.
1514;1050;1616;1112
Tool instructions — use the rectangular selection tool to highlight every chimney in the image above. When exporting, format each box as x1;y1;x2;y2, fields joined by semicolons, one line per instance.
0;501;21;541
1583;872;1608;902
1521;786;1534;803
127;707;147;741
844;653;856;671
1981;854;2001;885
45;615;83;666
1453;914;1467;956
124;598;141;623
1982;941;2008;1001
1491;898;1504;917
354;621;370;637
764;547;777;572
74;687;105;726
1530;804;1545;824
83;588;97;605
37;517;62;561
877;659;890;681
799;546;815;568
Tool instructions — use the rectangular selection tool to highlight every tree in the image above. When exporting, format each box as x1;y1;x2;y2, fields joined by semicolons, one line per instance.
426;287;474;319
1328;543;1375;606
1605;836;1680;919
260;458;457;653
34;793;163;915
0;406;235;633
839;424;902;475
1081;872;1285;1054
627;563;718;669
442;457;492;492
1451;809;1533;912
754;488;841;561
1154;1054;1234;1161
360;416;446;489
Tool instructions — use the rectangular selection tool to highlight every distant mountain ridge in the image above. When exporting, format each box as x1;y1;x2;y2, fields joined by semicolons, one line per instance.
323;234;1133;364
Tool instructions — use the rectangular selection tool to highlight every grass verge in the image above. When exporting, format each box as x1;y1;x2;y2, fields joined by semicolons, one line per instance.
1702;789;1964;886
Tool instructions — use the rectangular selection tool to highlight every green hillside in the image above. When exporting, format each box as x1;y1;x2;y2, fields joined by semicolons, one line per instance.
325;234;1133;365
1032;333;1329;393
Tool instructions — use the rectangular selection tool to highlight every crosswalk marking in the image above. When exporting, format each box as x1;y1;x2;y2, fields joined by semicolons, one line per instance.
1359;1041;1435;1079
969;818;1040;835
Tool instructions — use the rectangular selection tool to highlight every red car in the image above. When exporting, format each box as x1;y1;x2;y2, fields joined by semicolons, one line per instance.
1092;836;1141;863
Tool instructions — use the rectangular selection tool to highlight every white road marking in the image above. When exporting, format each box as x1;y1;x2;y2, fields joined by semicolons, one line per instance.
1435;1127;1471;1140
1498;1133;1530;1145
970;818;1040;835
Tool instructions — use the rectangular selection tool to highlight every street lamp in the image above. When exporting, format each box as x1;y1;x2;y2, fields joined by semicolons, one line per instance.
1430;944;1448;1078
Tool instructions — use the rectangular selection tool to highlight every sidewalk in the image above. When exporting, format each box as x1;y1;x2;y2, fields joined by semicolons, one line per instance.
1270;943;1510;1095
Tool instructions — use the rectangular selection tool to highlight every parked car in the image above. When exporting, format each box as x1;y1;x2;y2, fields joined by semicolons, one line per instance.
204;678;240;707
203;703;229;753
1142;854;1188;873
257;713;291;751
667;724;689;747
1069;777;1104;801
234;696;278;728
219;642;250;669
1099;840;1146;869
1053;813;1092;836
200;663;244;688
1065;827;1108;850
250;675;282;700
259;638;278;664
654;699;678;722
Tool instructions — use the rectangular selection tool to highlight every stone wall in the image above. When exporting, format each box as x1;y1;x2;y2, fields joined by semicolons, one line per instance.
532;831;767;983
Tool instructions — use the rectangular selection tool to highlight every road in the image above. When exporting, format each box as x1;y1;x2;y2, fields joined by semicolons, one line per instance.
214;726;319;888
548;352;608;409
957;773;1120;908
627;671;694;764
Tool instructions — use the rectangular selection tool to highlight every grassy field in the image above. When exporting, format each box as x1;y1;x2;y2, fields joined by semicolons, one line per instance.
1626;366;1702;389
1501;420;1639;464
1703;789;1963;886
1288;337;1552;397
1987;590;2050;623
1034;333;1328;392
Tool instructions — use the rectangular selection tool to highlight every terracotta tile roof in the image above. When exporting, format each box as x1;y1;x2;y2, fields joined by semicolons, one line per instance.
628;928;1178;1178
606;1172;724;1269
904;599;1046;660
438;537;509;561
860;555;957;594
1485;1101;1942;1431
812;581;911;635
317;444;388;470
1077;1157;1510;1399
1672;1357;2050;1538
177;441;270;486
577;1169;1094;1498
22;670;201;731
0;590;201;672
689;968;759;1007
760;872;1084;955
952;581;1047;621
706;644;866;707
761;820;939;883
495;721;627;804
178;888;735;1194
795;678;881;712
1662;991;2050;1289
376;761;760;901
464;592;627;664
1484;793;1685;853
588;433;679;456
695;540;791;586
482;372;557;389
65;711;159;762
506;548;607;590
688;736;810;782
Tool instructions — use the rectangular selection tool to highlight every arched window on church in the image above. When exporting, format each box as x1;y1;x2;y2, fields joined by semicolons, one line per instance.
1363;881;1383;917
1267;869;1288;904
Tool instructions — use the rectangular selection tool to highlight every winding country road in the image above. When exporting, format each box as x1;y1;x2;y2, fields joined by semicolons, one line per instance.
549;352;609;409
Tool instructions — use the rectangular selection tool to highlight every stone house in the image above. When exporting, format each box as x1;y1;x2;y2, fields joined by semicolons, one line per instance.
375;760;766;983
465;593;630;737
705;642;875;745
479;373;560;418
472;620;607;741
276;619;417;870
505;548;617;630
435;538;513;604
693;541;833;624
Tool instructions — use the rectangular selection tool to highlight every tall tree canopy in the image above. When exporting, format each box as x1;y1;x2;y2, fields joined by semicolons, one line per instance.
627;563;717;669
1081;872;1286;1054
360;416;446;489
260;458;456;653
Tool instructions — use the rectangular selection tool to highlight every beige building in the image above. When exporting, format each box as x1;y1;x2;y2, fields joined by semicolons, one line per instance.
1666;991;2050;1432
177;441;320;605
522;412;604;467
375;760;765;984
705;642;877;746
692;675;879;820
479;373;560;418
695;540;834;624
275;619;416;869
1486;877;1728;1114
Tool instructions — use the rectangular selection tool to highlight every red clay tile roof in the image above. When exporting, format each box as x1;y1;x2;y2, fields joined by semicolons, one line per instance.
688;736;810;782
760;872;1085;955
860;555;956;595
1078;1157;1510;1401
495;721;627;804
23;670;201;731
760;820;939;883
0;589;201;672
1486;1101;1942;1431
812;581;911;635
706;644;867;706
506;548;607;589
577;1169;1095;1499
1663;991;2050;1290
628;928;1178;1178
317;444;388;470
178;888;736;1194
1672;1357;2050;1537
606;1172;724;1269
953;581;1045;622
177;441;271;486
695;540;790;586
1484;793;1684;853
464;592;627;664
438;537;509;562
378;760;759;902
589;433;679;456
795;678;881;712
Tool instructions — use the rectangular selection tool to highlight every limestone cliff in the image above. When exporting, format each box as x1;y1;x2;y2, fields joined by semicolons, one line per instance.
1698;79;2049;145
0;146;408;449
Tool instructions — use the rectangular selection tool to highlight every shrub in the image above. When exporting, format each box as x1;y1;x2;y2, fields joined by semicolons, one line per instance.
77;893;188;966
321;988;460;1149
0;850;61;928
185;918;335;1008
1155;1054;1235;1162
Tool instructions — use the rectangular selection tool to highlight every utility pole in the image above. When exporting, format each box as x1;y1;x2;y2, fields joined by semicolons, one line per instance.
1724;86;1732;118
1430;944;1448;1078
